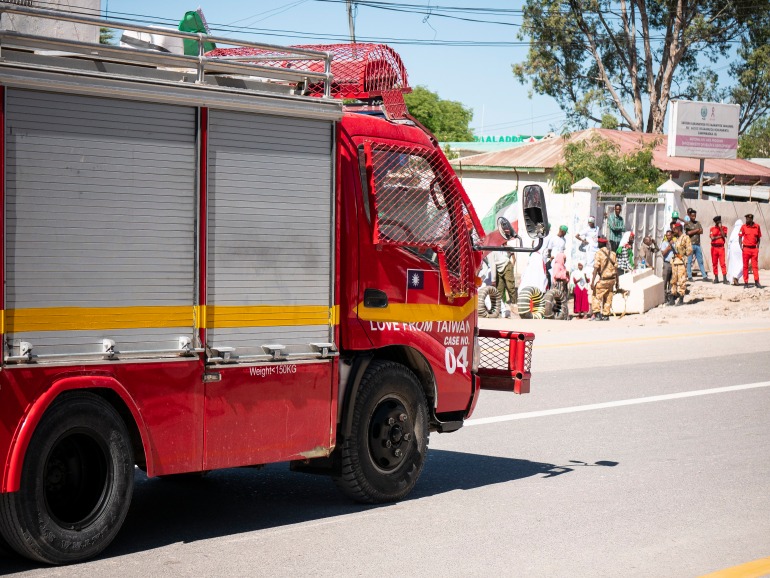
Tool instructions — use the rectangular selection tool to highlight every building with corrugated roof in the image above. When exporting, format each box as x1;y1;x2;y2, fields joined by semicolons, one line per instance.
451;128;770;216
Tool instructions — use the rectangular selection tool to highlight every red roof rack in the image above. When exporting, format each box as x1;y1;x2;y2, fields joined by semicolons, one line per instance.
208;43;411;118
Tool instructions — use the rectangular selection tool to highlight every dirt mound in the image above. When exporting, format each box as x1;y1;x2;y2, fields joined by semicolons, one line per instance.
639;271;770;322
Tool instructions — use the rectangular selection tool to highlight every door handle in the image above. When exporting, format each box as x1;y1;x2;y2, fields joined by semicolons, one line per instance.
364;288;388;308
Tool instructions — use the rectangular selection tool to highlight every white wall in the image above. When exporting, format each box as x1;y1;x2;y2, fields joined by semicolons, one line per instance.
459;170;596;276
1;0;100;44
457;172;550;221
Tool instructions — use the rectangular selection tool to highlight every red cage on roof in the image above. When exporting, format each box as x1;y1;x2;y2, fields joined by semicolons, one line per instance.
208;43;411;102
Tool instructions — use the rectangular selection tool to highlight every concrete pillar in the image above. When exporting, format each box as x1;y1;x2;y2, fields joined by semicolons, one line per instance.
657;179;683;225
569;178;601;265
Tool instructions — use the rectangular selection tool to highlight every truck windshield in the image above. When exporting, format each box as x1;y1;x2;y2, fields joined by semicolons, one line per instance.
362;142;476;298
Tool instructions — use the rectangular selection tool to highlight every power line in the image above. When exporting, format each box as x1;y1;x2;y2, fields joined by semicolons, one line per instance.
313;0;524;27
25;1;755;49
471;111;568;131
224;0;312;27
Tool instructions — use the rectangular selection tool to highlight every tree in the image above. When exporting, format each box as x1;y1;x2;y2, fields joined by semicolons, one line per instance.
513;0;770;134
738;117;770;158
552;134;666;194
690;30;770;134
99;27;115;45
404;86;474;142
442;144;460;160
600;113;619;130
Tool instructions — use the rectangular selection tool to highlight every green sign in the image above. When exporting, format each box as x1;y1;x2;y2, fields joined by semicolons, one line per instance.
472;135;543;143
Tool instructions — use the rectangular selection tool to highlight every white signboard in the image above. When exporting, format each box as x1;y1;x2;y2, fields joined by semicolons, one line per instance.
667;100;740;159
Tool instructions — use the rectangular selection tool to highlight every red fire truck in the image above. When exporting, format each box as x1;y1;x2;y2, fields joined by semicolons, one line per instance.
0;6;546;564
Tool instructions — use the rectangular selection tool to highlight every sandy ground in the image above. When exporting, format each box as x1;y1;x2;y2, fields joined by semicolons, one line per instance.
639;270;770;323
499;269;770;327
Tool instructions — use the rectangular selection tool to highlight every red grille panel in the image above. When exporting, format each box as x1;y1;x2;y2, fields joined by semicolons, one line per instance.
477;330;534;394
207;43;409;100
380;89;408;120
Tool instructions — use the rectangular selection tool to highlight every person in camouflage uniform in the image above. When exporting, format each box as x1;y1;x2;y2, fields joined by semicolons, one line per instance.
670;223;693;306
590;236;619;321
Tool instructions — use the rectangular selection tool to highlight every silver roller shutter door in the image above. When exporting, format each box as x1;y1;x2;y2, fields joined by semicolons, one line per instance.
207;110;334;356
5;89;197;357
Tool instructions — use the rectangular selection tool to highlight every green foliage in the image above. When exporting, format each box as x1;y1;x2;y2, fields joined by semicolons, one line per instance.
738;117;770;158
514;0;770;134
99;27;115;45
726;24;770;134
404;86;474;142
442;144;459;160
552;135;665;194
600;113;619;130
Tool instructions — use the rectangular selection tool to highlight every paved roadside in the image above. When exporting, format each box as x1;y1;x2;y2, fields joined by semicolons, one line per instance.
480;315;770;373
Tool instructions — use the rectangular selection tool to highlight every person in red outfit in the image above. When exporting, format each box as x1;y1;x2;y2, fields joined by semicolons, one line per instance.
709;215;728;284
739;213;763;289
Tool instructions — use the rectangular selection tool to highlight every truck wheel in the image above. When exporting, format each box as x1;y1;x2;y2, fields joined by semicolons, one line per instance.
334;361;429;503
0;392;134;565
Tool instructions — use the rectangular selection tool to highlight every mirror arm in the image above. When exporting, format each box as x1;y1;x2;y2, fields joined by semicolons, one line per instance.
474;237;544;253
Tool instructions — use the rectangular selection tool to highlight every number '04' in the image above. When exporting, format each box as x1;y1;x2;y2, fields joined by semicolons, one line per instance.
444;346;468;374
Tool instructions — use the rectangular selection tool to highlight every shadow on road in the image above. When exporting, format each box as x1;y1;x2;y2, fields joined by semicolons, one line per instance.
0;450;617;572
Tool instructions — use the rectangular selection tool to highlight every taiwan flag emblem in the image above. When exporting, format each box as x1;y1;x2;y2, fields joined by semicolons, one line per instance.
406;269;440;304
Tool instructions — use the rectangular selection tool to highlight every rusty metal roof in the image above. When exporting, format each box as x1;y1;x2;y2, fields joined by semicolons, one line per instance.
451;128;770;180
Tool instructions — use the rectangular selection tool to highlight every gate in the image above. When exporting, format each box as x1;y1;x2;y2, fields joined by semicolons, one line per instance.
597;193;667;276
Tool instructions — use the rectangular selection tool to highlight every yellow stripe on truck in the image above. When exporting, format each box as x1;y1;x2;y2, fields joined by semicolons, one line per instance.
204;305;333;328
1;305;338;332
356;300;475;323
5;306;196;332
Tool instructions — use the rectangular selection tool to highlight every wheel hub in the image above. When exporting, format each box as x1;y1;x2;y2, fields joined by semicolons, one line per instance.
43;432;111;530
46;458;66;492
369;400;413;471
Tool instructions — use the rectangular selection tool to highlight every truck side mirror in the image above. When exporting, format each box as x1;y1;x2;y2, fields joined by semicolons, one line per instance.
522;184;548;239
496;216;517;241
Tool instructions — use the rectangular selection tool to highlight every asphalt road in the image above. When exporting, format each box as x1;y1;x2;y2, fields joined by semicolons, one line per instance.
3;318;770;577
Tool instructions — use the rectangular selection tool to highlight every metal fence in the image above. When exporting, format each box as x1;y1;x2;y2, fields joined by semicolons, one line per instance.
598;193;667;276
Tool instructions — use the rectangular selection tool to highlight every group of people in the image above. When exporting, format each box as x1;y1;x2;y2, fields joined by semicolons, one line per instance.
483;203;763;320
542;223;622;321
569;204;633;319
659;209;763;304
582;204;763;314
534;216;619;320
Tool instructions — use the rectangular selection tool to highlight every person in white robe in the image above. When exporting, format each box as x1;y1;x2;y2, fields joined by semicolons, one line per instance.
727;219;743;285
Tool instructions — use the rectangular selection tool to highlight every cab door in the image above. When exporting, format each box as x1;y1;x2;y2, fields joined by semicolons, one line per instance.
354;140;481;414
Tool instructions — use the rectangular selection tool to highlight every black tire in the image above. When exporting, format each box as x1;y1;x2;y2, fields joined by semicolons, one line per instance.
334;360;429;504
517;286;545;319
543;289;569;320
0;392;134;565
477;285;501;318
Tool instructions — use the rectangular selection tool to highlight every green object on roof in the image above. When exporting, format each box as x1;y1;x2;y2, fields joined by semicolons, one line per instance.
179;10;216;56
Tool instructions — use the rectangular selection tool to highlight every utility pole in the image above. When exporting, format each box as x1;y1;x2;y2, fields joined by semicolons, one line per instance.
346;0;356;44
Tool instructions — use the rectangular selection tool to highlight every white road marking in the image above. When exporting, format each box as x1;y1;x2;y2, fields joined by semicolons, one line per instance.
465;381;770;427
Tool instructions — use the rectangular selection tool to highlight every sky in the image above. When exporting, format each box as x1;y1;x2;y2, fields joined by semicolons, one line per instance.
96;0;566;138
